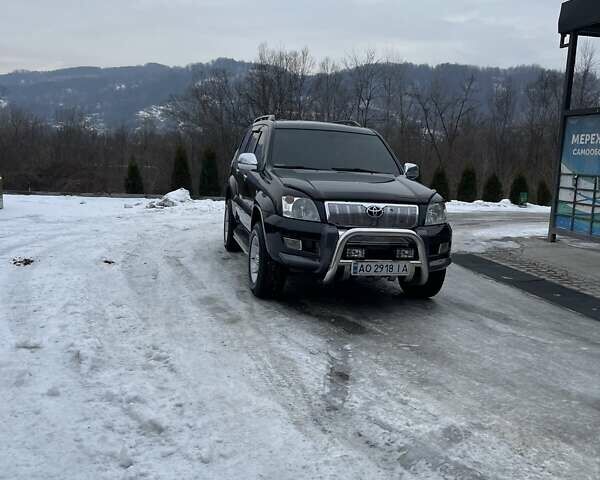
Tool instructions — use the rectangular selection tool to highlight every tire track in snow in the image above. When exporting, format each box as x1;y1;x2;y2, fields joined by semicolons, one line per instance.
114;227;373;478
160;238;394;477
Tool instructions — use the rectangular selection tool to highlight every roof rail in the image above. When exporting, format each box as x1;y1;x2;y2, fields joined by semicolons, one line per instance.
253;115;276;123
332;120;362;127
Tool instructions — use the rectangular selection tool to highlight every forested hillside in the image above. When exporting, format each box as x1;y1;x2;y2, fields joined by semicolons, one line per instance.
1;44;598;201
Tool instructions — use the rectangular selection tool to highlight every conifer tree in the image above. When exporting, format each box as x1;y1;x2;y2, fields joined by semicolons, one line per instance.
536;180;552;206
509;175;529;205
171;145;192;192
482;174;503;202
125;155;144;194
198;147;221;196
430;167;450;200
456;166;477;202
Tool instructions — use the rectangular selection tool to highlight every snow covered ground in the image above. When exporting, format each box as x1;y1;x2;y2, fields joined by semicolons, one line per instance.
447;200;550;253
1;194;598;480
447;199;550;213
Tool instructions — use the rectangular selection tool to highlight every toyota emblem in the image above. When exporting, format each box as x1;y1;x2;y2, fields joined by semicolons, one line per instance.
366;205;384;218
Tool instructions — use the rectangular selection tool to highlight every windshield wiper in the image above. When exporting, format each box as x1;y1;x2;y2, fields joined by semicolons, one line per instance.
331;167;381;174
274;165;387;174
273;165;321;170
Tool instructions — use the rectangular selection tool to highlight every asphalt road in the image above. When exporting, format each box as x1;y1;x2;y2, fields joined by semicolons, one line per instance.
2;200;599;479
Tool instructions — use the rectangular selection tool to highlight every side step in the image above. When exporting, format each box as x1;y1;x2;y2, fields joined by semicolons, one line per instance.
233;226;250;254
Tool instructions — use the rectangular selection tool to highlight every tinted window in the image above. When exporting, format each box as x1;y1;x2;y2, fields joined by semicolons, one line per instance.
238;128;252;152
245;130;262;154
271;129;400;175
254;130;267;162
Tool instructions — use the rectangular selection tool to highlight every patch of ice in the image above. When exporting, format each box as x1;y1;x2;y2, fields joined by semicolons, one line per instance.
566;241;600;251
456;239;523;254
453;223;547;253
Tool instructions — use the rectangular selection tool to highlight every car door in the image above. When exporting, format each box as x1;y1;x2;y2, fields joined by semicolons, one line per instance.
235;128;262;231
244;127;269;211
231;128;251;225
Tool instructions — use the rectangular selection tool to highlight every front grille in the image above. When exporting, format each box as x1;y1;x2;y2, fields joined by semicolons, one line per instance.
347;235;412;244
326;202;418;229
344;242;419;261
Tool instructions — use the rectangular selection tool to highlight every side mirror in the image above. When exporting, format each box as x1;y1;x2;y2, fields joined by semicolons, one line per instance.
404;163;419;181
238;153;258;171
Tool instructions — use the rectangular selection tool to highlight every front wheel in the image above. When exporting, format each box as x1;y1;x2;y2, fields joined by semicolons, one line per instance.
399;269;446;299
248;224;286;299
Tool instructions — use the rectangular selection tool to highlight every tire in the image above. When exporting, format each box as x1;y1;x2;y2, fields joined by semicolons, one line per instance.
224;199;241;252
399;269;446;299
248;223;286;299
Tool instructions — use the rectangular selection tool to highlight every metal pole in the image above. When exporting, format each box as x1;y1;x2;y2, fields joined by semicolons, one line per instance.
548;33;578;242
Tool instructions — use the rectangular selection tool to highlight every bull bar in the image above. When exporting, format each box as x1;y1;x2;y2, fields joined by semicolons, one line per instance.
322;228;429;285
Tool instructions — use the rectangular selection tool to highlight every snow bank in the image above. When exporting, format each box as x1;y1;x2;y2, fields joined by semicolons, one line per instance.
146;188;192;208
1;194;223;224
447;199;550;213
163;188;192;204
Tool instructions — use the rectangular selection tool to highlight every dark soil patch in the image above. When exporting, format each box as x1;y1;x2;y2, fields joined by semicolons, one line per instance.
12;257;34;267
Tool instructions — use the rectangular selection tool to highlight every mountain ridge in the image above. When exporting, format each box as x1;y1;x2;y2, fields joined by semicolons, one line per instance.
0;58;555;129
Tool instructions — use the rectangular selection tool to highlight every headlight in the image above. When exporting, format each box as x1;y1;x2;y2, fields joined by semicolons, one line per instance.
425;201;447;225
282;196;320;222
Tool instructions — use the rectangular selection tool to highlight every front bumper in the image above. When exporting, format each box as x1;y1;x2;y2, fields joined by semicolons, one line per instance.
263;214;452;283
323;228;430;284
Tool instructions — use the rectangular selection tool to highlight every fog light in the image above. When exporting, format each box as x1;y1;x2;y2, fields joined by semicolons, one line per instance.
283;237;302;251
438;242;450;255
346;247;366;259
395;248;414;260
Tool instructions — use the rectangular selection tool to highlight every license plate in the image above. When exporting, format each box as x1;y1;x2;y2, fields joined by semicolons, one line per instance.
351;261;413;277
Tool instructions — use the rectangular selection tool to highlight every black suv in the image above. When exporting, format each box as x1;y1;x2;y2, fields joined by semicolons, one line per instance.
224;116;452;299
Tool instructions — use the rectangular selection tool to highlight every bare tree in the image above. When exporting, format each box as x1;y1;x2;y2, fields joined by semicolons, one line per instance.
311;57;349;121
286;47;315;119
244;44;314;119
167;66;250;186
412;73;477;169
345;49;380;127
573;40;600;109
488;76;516;176
525;70;564;183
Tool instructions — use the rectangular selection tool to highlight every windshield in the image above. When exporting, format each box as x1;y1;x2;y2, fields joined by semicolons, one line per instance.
271;129;401;175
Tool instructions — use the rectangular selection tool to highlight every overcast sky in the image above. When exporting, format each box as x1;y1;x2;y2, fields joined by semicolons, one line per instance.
0;0;570;74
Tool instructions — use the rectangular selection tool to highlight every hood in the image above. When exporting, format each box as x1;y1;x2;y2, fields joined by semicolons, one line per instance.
272;168;436;204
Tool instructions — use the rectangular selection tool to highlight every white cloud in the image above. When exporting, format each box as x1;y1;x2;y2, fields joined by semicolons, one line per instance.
443;12;480;24
0;0;568;73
